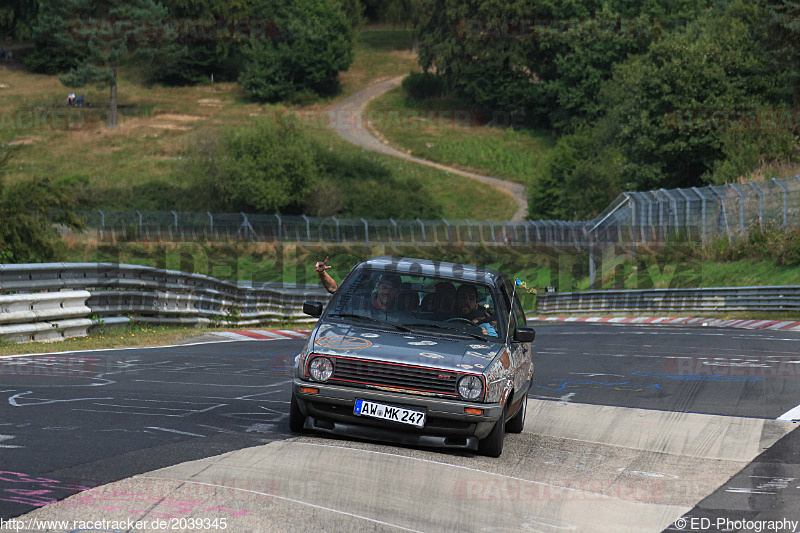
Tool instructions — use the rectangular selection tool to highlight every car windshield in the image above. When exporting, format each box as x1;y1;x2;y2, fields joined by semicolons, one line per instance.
327;269;502;340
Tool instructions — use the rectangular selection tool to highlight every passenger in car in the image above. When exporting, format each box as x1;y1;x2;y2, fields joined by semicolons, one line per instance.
315;256;339;294
420;281;456;313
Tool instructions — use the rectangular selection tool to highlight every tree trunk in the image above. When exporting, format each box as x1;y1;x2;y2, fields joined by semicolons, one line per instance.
109;63;118;130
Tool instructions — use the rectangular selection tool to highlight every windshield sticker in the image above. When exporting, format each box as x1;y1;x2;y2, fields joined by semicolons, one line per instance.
360;333;380;338
409;340;438;346
470;344;490;349
420;352;444;359
316;335;373;350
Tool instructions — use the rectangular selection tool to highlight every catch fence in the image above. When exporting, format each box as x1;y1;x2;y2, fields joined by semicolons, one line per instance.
71;176;800;248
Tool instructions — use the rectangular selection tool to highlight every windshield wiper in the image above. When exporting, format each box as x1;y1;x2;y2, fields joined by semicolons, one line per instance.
401;322;490;341
329;313;411;332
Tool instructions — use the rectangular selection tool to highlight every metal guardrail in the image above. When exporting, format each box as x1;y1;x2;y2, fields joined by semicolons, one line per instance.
3;264;798;343
535;286;800;315
66;176;800;247
0;290;98;343
0;263;331;343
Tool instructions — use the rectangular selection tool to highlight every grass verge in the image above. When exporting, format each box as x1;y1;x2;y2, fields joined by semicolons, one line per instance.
0;320;313;356
0;323;215;356
366;86;555;185
1;28;515;220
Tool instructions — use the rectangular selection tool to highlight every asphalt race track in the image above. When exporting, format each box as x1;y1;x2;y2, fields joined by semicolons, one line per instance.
1;323;799;532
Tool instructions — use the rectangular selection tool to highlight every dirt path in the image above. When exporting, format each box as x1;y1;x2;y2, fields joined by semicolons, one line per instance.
327;76;529;221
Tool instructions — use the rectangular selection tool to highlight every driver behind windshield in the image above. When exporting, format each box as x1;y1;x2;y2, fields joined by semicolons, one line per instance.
372;274;401;314
454;284;498;337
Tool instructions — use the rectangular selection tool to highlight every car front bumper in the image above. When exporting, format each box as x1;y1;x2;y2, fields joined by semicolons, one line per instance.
293;379;505;450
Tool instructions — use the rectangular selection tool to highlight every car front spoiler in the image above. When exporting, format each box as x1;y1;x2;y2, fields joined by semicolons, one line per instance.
293;379;504;441
303;415;480;451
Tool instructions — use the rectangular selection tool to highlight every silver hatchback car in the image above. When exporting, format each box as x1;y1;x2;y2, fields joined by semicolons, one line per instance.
291;257;535;457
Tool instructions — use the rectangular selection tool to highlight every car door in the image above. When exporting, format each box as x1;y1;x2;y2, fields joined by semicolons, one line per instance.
499;280;534;395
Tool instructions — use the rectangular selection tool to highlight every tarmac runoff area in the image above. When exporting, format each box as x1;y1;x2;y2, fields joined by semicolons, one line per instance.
13;399;796;533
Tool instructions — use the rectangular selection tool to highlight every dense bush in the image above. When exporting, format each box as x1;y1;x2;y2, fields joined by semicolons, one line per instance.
0;147;83;263
181;113;443;219
527;0;798;219
708;222;800;266
239;0;354;102
188;118;319;214
401;71;445;100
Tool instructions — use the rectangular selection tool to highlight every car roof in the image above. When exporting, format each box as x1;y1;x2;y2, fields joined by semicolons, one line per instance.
355;257;506;286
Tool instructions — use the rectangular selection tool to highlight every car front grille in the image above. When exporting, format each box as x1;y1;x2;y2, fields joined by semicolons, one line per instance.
328;356;461;396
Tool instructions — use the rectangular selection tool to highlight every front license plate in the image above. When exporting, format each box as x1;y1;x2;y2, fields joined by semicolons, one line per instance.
354;399;425;428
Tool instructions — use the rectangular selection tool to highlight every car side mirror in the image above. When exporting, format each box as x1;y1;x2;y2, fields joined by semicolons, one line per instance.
513;326;536;343
303;301;323;318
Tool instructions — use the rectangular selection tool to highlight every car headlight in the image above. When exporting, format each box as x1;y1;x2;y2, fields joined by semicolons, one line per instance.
458;374;484;400
309;357;334;382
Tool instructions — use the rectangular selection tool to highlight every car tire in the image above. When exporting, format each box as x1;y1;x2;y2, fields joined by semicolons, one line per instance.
289;393;305;433
505;396;526;434
478;410;505;457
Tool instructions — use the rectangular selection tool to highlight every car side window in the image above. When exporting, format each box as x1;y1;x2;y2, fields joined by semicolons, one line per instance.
501;281;526;333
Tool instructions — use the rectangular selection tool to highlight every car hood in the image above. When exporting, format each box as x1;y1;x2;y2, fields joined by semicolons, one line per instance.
310;321;504;373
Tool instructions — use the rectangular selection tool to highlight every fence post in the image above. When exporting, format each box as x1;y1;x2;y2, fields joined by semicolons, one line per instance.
690;188;706;242
361;218;369;249
710;188;731;243
443;219;451;243
676;189;692;232
466;219;473;244
275;214;282;243
626;194;636;260
416;218;426;244
136;210;142;240
332;216;340;244
97;209;105;240
171;210;178;239
302;214;311;242
207;212;213;239
772;177;788;229
749;182;764;226
390;218;398;244
728;183;745;235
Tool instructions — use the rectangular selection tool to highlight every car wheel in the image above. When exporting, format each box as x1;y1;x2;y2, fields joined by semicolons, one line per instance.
478;411;505;457
289;393;305;433
505;396;526;434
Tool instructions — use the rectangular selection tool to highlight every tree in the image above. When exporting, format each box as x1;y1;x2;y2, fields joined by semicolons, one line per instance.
758;0;800;107
382;0;432;52
147;0;256;85
599;0;785;191
190;118;319;214
0;0;38;40
238;0;354;102
32;0;176;129
0;147;84;264
418;0;710;131
333;0;366;31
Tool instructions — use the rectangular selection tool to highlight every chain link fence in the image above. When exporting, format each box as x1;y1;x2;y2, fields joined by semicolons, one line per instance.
71;176;800;247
